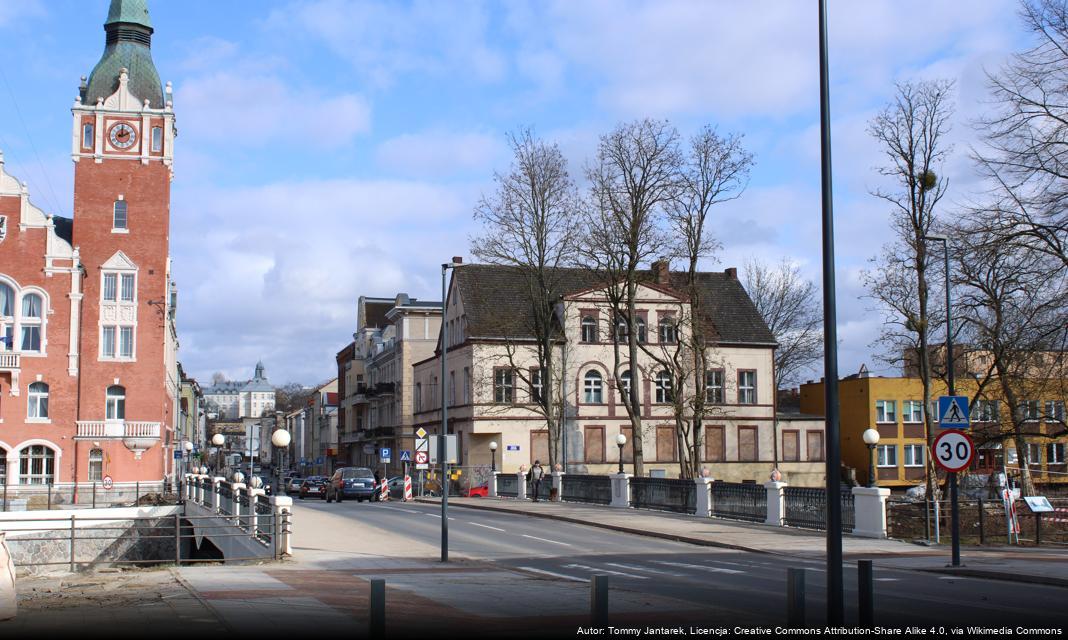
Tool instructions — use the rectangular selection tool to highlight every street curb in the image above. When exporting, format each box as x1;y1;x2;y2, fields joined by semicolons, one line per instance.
413;498;774;556
913;566;1068;588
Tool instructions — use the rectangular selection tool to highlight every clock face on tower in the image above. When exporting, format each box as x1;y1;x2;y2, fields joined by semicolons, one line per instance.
108;123;138;150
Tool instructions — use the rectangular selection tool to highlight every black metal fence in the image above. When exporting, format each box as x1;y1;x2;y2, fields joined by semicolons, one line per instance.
530;476;552;500
629;477;696;514
561;474;612;505
254;495;274;544
710;481;767;523
498;474;518;497
217;481;233;516
783;486;855;532
1;481;171;511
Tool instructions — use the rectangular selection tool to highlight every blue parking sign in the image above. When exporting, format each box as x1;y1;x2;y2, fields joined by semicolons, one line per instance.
380;447;391;462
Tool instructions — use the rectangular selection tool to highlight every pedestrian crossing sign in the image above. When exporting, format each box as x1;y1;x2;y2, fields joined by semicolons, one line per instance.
938;395;970;428
400;450;412;462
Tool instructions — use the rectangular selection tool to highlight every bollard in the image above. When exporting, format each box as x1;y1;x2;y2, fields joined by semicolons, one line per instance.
978;499;985;545
369;578;385;639
1036;513;1042;546
787;567;806;626
591;575;609;627
858;560;874;626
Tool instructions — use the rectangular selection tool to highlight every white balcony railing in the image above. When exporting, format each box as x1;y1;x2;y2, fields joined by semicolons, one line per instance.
0;352;19;369
77;420;162;439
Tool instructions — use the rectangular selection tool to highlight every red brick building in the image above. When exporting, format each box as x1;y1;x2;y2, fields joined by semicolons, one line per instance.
0;0;179;497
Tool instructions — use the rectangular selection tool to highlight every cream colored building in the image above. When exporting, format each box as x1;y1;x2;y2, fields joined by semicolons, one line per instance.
412;263;827;485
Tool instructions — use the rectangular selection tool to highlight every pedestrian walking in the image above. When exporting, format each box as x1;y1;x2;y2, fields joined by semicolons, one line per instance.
528;460;544;502
373;469;382;502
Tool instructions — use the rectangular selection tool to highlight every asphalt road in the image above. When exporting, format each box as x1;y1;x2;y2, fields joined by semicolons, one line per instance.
292;496;1068;629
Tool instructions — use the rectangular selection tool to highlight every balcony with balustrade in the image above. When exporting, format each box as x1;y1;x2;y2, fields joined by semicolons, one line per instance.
76;420;162;458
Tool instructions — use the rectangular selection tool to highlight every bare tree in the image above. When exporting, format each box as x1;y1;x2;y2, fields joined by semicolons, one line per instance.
471;128;581;469
862;79;955;501
743;258;821;391
976;0;1068;268
579;119;682;476
952;217;1068;496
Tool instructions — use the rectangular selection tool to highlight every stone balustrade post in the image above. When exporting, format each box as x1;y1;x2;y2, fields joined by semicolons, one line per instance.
212;477;224;512
270;496;293;557
248;487;266;536
610;473;632;508
516;472;527;500
231;482;246;525
551;471;564;502
851;486;891;538
694;477;713;517
488;472;499;498
183;474;193;501
764;481;787;526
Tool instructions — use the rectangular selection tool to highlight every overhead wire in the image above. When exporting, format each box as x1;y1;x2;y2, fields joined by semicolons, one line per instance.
0;65;66;217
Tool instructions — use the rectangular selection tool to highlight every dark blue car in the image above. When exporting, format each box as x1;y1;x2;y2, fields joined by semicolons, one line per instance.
326;467;376;502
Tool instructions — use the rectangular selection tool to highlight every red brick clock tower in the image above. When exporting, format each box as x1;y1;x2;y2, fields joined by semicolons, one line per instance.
69;0;177;488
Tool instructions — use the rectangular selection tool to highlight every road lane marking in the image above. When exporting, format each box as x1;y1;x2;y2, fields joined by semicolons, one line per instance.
651;561;743;574
875;578;900;582
518;566;587;582
425;514;456;520
604;562;684;577
521;534;572;546
562;563;649;580
468;522;506;532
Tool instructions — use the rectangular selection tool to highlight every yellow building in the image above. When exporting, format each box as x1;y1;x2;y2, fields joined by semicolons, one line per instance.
800;370;1067;490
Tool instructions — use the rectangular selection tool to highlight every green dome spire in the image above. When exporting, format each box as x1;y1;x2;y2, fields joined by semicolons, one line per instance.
82;0;163;109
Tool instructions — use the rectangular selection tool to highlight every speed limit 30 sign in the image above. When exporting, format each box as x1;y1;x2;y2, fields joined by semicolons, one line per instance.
933;429;975;473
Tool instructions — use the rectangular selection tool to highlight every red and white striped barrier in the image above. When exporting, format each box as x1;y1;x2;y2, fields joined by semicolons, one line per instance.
379;479;390;501
403;475;413;501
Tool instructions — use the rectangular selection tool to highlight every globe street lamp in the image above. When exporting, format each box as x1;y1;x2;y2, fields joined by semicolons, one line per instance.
862;428;881;488
212;433;225;475
272;428;292;496
616;434;627;474
489;441;498;473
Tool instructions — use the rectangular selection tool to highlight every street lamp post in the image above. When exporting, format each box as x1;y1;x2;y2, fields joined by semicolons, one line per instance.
489;441;498;473
272;428;291;496
440;257;461;563
212;433;225;475
616;434;627;474
182;441;194;502
862;428;881;488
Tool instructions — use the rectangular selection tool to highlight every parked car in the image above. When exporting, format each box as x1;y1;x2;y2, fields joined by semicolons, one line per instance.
299;476;327;499
386;476;406;500
286;475;304;493
325;467;376;502
465;484;488;498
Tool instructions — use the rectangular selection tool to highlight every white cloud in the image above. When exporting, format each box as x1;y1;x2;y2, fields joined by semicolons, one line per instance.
375;130;507;178
177;72;371;149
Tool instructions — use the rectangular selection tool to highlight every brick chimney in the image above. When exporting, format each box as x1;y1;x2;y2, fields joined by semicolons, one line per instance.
725;267;737;279
452;256;463;265
652;258;670;285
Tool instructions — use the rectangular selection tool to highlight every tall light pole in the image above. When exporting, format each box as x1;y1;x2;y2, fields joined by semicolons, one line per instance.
863;428;880;488
440;257;461;563
616;434;627;474
924;233;960;566
818;0;844;623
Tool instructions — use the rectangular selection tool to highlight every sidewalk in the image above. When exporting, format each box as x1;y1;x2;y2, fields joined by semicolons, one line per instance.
417;496;1068;587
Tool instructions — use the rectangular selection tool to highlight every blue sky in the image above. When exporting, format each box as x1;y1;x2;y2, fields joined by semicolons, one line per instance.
0;0;1030;386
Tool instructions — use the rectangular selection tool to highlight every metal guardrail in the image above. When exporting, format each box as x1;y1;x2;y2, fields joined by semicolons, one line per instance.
254;495;274;544
498;474;518;497
710;481;767;522
1;481;169;511
0;512;289;571
629;477;696;514
561;474;612;505
784;486;855;532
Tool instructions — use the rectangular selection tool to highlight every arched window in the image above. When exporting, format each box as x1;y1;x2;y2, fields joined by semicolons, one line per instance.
0;283;13;317
20;445;55;485
655;371;673;403
635;317;647;344
583;370;603;404
113;200;128;230
580;316;597;343
618;370;635;403
27;382;49;419
106;385;126;420
20;293;43;352
658;317;677;344
89;449;104;482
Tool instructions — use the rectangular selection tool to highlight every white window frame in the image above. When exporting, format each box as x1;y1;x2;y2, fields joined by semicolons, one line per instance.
0;283;48;356
903;444;924;467
877;444;897;467
1026;443;1041;466
463;367;471;404
151;126;163;152
583;370;603;404
27;381;49;421
580;316;597;343
973;399;999;423
88;449;104;482
19;445;56;485
1048;443;1066;465
655;371;673;404
113;200;128;231
635;316;647;344
875;400;896;423
106;385;126;421
738;370;757;405
493;368;514;404
83;123;94;149
530;368;543;404
1044;400;1065;423
902;400;923;423
705;369;724;404
1021;400;1040;422
658;317;677;344
619;371;634;403
103;273;118;302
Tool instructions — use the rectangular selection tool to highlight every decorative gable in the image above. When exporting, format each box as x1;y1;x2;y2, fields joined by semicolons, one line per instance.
101;250;138;271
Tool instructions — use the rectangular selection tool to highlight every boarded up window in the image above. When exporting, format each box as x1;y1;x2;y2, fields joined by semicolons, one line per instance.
656;426;677;462
782;430;800;462
531;430;550;466
704;425;725;462
620;426;634;463
738;426;758;461
806;431;824;461
584;426;605;463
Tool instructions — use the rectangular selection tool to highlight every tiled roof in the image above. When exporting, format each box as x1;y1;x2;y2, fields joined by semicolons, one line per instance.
452;264;776;346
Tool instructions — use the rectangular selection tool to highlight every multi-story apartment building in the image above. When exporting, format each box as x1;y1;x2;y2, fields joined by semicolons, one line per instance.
412;263;827;484
340;294;442;476
303;379;338;476
202;362;276;420
800;368;1068;490
0;0;181;494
